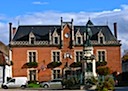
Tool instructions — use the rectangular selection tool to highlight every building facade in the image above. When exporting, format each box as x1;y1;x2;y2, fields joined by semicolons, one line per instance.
0;41;12;86
9;18;122;82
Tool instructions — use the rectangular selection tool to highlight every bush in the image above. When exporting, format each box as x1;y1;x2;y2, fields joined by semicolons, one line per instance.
86;76;98;85
97;67;110;76
96;61;107;67
62;77;80;89
96;75;115;91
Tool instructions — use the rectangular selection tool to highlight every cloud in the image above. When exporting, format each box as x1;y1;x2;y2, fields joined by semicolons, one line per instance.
32;1;48;5
1;4;128;54
121;4;128;10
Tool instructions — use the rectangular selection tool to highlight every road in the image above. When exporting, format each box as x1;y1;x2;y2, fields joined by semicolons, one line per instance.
1;87;128;91
115;87;128;91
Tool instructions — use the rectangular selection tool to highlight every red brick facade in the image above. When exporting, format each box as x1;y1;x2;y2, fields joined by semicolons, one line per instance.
10;19;122;82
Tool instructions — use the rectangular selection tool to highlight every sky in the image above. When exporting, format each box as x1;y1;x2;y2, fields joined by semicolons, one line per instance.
0;0;128;54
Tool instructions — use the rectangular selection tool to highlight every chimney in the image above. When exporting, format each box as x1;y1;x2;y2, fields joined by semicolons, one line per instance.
9;22;12;42
12;27;16;37
114;22;117;39
61;17;63;30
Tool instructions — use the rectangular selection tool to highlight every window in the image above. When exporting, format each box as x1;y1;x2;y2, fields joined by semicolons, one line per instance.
77;37;81;44
76;51;83;62
76;36;83;45
53;69;60;79
98;51;105;62
29;32;35;44
52;29;60;45
99;37;103;44
53;52;60;62
9;79;15;83
75;30;83;45
30;37;35;44
29;70;36;81
98;31;105;44
29;52;36;62
53;36;59;45
54;37;58;44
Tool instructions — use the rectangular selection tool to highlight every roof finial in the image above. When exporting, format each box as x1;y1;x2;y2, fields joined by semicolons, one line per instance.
18;20;20;26
61;17;63;22
106;18;108;25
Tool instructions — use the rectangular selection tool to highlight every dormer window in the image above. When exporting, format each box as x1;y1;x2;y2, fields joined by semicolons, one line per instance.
30;37;35;44
29;32;35;44
99;36;104;44
75;29;83;45
77;37;82;44
54;37;59;44
98;31;105;44
52;29;60;45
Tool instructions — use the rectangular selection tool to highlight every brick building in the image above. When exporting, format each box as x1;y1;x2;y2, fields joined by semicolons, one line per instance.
9;18;122;82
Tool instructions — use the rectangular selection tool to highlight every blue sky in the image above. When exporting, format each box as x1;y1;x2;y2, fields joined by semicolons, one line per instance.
0;0;128;16
0;0;128;54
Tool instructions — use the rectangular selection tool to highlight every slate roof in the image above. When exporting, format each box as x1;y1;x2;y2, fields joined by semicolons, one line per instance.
13;25;60;41
12;20;118;44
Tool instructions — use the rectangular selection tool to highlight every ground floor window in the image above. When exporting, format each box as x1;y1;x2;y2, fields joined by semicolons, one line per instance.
53;69;60;79
29;70;36;81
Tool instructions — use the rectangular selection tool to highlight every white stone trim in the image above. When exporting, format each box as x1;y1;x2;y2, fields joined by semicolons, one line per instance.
51;50;61;62
27;50;38;62
27;68;38;81
51;68;61;80
52;30;60;44
29;32;36;44
74;50;83;62
75;29;83;44
96;49;107;62
98;31;105;44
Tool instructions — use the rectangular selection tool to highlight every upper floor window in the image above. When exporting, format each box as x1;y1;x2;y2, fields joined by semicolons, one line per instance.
29;32;35;44
77;37;82;44
99;37;104;44
76;51;83;62
52;51;60;62
28;51;36;62
30;37;35;44
75;30;83;45
97;51;106;62
52;30;60;45
98;31;105;44
54;37;59;44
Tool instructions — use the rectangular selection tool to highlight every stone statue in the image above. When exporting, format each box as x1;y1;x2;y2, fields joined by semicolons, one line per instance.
84;24;92;47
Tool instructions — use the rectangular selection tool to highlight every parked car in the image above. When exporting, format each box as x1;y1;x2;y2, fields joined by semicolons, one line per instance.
1;77;28;89
40;79;63;89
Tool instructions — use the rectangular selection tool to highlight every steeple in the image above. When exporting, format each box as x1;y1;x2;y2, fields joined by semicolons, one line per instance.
86;19;94;26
